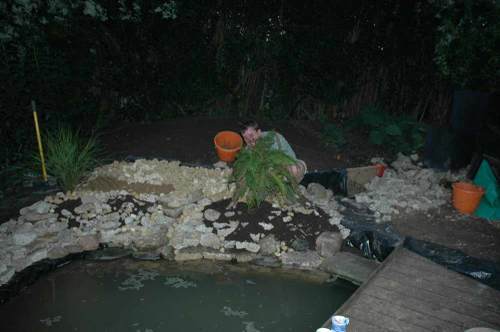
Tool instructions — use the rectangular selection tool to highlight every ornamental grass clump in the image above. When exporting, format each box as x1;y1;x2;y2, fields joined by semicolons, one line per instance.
231;132;299;209
41;127;101;191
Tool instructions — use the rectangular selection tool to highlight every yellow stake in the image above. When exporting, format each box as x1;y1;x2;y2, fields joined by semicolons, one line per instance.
32;101;48;182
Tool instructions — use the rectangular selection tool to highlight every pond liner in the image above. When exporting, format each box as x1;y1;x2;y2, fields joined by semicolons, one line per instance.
403;237;500;291
0;252;88;306
0;246;139;306
340;201;500;291
341;201;500;290
340;200;404;261
301;169;348;196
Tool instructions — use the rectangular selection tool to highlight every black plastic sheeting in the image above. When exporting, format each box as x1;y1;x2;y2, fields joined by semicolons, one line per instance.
340;200;500;291
301;170;348;196
403;237;500;290
340;200;403;261
0;252;87;305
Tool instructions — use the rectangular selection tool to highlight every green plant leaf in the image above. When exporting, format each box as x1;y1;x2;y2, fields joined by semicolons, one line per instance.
384;124;403;136
231;131;299;209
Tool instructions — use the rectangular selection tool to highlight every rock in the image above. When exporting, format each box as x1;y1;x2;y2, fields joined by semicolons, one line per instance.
77;235;99;251
60;209;73;218
223;240;236;249
232;252;257;263
162;207;183;218
338;224;351;239
250;233;261;242
203;250;233;261
24;213;58;222
33;219;66;236
213;222;228;229
87;247;132;261
174;248;203;261
159;245;174;260
132;251;161;261
0;268;15;286
320;252;379;284
48;246;70;259
253;255;281;267
306;183;332;203
235;241;260;253
290;238;309;252
213;161;228;169
20;201;54;215
170;223;201;250
204;209;221;222
315;231;343;258
200;232;221;250
132;225;169;250
258;222;274;231
99;221;121;230
259;235;279;255
28;248;47;264
280;251;323;270
13;224;38;246
162;190;204;209
282;216;292;223
216;221;239;238
224;211;235;218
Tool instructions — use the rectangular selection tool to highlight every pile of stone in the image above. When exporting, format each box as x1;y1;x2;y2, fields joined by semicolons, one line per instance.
0;160;351;287
355;153;465;222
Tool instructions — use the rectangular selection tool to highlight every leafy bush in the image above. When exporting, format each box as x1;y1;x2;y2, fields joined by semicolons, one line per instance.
41;127;101;191
231;133;299;209
434;0;500;89
322;123;346;148
348;105;426;154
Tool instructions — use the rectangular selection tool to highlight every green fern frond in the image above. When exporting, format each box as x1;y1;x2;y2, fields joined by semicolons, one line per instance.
231;132;299;209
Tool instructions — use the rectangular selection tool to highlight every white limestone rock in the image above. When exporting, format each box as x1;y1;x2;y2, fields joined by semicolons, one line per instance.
204;209;221;222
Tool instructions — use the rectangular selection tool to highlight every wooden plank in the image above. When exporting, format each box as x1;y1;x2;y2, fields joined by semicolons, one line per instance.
319;247;500;331
379;269;500;315
370;278;500;327
363;284;500;330
349;294;463;331
342;305;429;332
386;251;500;302
320;246;398;329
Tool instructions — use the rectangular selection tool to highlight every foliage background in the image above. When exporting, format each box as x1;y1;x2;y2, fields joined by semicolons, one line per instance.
1;0;498;169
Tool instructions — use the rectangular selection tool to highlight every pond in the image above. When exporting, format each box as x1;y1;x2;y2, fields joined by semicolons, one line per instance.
0;259;356;332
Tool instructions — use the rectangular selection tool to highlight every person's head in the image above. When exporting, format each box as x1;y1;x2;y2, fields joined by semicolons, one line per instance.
240;120;262;147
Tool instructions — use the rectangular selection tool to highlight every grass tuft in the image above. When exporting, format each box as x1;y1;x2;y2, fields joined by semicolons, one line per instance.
39;127;101;191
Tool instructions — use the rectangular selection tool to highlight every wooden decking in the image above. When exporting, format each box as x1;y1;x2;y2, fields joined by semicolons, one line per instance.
323;247;500;331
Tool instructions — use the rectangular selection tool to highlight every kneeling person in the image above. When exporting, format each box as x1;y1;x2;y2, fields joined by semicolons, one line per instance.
240;120;307;183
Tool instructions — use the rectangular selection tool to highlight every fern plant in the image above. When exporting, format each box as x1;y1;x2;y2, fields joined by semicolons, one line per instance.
231;133;299;209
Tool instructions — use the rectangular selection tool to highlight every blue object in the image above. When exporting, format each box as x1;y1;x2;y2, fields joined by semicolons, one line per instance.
332;315;350;332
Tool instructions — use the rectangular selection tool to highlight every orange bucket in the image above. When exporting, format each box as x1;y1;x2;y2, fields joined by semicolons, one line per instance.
452;182;485;215
375;163;386;177
214;131;243;162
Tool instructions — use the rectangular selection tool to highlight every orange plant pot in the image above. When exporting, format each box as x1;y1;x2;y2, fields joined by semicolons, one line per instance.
452;182;485;215
375;163;386;177
214;131;243;162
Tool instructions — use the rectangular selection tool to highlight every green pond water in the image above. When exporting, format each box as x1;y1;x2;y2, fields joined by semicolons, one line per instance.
0;259;356;332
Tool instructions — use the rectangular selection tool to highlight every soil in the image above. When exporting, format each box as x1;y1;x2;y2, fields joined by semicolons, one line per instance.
391;203;500;264
99;117;392;170
80;176;174;195
203;199;338;251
